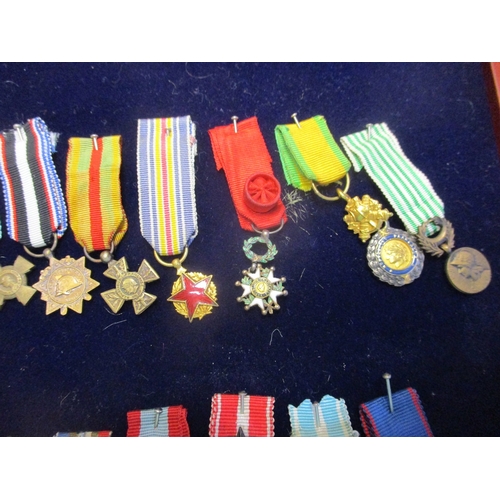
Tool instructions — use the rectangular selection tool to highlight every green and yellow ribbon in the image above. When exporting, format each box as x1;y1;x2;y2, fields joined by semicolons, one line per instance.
274;115;351;191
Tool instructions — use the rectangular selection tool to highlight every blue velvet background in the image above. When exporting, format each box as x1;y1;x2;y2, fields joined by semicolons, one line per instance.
0;62;498;437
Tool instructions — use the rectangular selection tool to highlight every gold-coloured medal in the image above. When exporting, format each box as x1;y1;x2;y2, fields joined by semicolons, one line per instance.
32;256;99;315
101;257;159;314
0;256;36;308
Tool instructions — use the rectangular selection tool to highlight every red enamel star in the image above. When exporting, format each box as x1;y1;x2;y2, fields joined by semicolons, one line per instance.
167;273;218;322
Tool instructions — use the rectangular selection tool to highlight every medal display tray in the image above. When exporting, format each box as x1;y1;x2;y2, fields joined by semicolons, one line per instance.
0;63;498;438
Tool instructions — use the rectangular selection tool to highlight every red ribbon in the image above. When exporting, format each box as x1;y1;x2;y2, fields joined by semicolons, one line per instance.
209;116;287;231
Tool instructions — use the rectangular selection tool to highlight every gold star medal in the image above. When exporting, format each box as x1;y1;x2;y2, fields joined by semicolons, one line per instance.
163;252;218;322
137;116;218;321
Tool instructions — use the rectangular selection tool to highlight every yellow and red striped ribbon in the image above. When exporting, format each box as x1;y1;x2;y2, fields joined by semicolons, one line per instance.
66;136;127;253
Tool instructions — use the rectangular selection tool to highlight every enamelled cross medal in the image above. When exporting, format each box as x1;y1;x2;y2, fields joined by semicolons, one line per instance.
137;116;217;322
209;116;287;315
66;134;158;315
275;114;424;287
340;123;491;293
0;118;96;314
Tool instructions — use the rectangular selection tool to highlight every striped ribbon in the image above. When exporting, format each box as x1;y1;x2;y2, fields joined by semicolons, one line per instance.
126;405;190;437
66;135;127;252
209;116;287;231
340;123;444;235
209;393;275;437
288;395;358;437
274;115;351;191
0;118;67;248
359;387;433;437
54;431;112;437
137;116;198;256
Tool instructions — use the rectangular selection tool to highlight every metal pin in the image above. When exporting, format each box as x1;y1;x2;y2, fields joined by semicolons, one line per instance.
291;113;301;129
231;115;239;133
382;373;394;413
366;123;373;140
90;134;99;150
239;391;246;414
13;124;24;141
237;426;246;437
153;407;163;428
312;401;321;428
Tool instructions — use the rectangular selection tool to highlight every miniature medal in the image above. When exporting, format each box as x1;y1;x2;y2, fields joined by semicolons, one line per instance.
418;217;491;294
165;252;218;322
137;116;218;321
209;116;288;314
0;256;36;309
0;118;74;313
101;257;159;314
66;134;158;314
236;230;287;314
337;188;424;286
274;114;423;286
341;123;491;293
33;254;99;315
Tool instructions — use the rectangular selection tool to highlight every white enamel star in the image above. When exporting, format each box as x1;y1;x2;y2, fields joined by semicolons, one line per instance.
236;264;287;315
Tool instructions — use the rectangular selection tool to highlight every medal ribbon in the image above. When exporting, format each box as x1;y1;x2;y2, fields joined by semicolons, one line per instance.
274;115;351;191
54;431;112;437
66;136;127;252
0;118;67;248
126;405;190;437
340;123;444;234
359;387;433;437
209;116;287;231
288;395;358;437
137;116;198;256
209;393;275;437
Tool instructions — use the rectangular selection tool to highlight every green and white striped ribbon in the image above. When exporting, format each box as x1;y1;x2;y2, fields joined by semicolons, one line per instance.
340;123;444;235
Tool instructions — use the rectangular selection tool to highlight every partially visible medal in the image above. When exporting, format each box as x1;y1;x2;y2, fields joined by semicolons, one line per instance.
137;116;217;322
209;116;288;315
418;217;491;294
66;133;158;315
341;123;491;293
274;114;423;286
0;256;36;309
0;118;89;314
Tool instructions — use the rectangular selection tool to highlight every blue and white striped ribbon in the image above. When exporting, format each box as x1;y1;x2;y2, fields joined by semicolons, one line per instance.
288;395;358;437
136;116;198;256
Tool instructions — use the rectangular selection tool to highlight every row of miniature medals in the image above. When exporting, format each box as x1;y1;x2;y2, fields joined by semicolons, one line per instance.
0;127;490;318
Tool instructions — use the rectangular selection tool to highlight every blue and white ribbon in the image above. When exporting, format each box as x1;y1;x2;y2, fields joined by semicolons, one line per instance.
136;116;198;256
288;394;359;437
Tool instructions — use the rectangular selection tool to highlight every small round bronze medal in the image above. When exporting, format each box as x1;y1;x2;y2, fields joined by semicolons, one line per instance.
445;247;491;294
